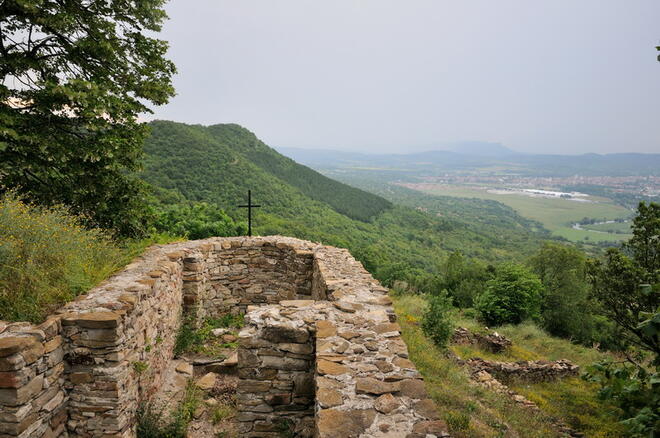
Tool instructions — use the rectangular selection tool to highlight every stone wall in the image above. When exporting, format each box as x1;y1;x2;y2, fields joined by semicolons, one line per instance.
0;318;67;438
184;239;315;322
466;358;579;383
0;236;445;438
236;242;448;438
451;327;512;353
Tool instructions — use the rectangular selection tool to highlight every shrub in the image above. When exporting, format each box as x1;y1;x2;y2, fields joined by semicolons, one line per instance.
476;263;543;326
421;291;454;348
152;202;246;240
438;252;493;307
584;357;659;437
0;193;125;322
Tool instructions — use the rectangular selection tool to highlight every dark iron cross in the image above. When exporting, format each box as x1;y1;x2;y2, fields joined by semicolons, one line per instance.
238;190;261;237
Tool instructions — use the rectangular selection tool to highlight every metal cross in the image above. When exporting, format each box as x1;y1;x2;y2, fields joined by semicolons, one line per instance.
238;190;261;237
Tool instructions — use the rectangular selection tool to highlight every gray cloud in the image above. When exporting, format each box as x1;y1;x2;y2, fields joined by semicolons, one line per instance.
149;0;660;154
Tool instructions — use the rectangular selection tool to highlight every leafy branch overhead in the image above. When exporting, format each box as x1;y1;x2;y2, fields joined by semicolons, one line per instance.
0;0;176;236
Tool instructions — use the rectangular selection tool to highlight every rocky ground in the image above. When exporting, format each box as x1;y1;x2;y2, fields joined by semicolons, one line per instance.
150;327;240;438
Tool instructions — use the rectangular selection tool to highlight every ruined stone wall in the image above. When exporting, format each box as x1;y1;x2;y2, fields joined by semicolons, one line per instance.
237;303;317;436
466;358;579;383
236;242;448;438
0;242;192;438
0;236;444;438
187;239;315;321
0;317;67;438
59;251;187;437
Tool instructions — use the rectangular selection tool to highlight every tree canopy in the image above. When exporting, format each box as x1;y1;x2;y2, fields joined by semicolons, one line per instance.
476;263;543;326
588;202;659;355
0;0;176;236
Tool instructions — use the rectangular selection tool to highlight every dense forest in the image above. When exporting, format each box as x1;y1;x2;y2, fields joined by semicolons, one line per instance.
143;121;391;222
142;121;547;283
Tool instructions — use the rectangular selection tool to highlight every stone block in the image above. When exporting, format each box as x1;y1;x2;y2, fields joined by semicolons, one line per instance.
62;312;122;329
316;360;348;376
0;412;38;435
260;356;308;371
0;375;43;406
355;377;400;395
0;337;36;358
261;326;309;344
0;367;35;389
317;408;376;438
0;354;25;372
398;379;427;400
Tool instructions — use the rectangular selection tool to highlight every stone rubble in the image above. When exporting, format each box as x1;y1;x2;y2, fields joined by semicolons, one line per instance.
465;358;579;383
451;327;512;353
449;333;582;438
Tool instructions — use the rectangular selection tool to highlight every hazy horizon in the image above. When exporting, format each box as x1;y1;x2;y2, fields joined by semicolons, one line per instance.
149;1;660;155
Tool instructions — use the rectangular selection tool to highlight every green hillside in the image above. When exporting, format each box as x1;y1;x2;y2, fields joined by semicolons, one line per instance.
142;121;547;284
144;121;390;222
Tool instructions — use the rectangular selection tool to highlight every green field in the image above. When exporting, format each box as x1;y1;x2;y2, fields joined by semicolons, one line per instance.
582;221;631;234
416;185;632;243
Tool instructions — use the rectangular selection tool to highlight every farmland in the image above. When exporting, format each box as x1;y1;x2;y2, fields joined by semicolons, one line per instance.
407;184;633;243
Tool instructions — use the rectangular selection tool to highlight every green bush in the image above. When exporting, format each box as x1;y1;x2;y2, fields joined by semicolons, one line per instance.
476;263;543;326
0;193;126;322
437;252;493;308
421;291;454;348
152;202;246;239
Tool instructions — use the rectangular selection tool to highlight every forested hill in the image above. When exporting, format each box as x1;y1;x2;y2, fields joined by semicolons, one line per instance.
142;120;547;285
144;121;390;222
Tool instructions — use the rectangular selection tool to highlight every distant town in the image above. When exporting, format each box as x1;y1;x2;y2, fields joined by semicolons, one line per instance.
414;174;660;198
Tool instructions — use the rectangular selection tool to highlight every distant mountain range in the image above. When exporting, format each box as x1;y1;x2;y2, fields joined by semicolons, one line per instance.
443;141;518;156
275;144;660;177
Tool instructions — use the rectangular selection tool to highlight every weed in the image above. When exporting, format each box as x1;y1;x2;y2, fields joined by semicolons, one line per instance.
214;313;245;329
137;380;201;438
392;292;625;438
174;320;198;356
174;314;244;358
133;361;149;374
445;411;471;431
274;418;295;438
211;404;235;424
0;193;181;323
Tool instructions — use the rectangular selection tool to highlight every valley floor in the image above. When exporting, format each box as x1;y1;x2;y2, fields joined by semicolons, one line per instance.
404;183;632;244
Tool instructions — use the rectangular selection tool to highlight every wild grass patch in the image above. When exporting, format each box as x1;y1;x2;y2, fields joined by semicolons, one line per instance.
393;292;558;437
393;292;625;438
137;379;202;438
0;193;180;323
174;314;244;357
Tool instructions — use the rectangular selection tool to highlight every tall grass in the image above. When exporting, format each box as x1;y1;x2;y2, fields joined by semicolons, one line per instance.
393;292;559;437
0;193;159;323
392;292;626;437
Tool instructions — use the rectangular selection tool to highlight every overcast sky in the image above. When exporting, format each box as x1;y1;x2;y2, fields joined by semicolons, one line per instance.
149;1;660;155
